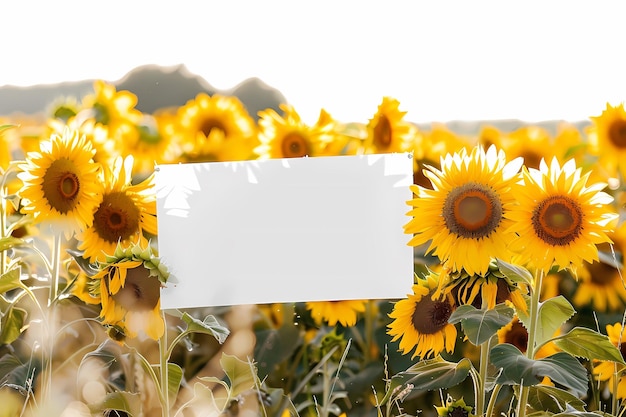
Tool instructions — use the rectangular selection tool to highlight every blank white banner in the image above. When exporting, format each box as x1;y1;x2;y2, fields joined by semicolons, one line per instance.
155;154;414;309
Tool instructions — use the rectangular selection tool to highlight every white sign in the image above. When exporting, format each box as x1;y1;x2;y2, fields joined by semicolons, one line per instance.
155;154;414;309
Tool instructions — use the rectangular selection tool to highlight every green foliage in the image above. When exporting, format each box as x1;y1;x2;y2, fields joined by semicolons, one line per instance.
181;312;230;344
517;296;576;352
491;344;589;396
552;327;626;364
381;356;473;405
448;303;515;345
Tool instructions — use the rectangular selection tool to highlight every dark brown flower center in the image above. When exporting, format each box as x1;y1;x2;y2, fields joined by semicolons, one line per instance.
608;119;626;149
42;158;81;213
532;195;583;246
587;259;619;286
411;292;453;335
449;408;470;417
504;320;529;353
93;192;141;243
520;151;543;170
443;182;502;239
200;117;227;137
373;115;392;149
111;266;160;312
281;132;310;158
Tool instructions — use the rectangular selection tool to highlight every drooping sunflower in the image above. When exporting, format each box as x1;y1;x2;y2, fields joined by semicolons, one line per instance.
405;144;523;276
593;322;626;399
507;157;618;274
588;103;626;181
497;316;559;360
77;155;157;263
175;93;258;163
90;243;169;340
387;273;457;359
255;104;333;159
17;128;102;238
305;300;367;327
362;97;416;154
441;265;528;312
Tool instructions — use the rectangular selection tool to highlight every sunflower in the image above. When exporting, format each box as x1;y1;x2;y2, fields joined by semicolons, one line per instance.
305;300;367;327
405;144;523;276
409;124;472;189
593;322;626;399
507;157;618;274
81;80;142;129
17;127;102;239
588;103;626;181
442;266;528;312
498;126;555;170
572;237;626;313
387;273;457;359
175;93;258;163
435;396;475;417
362;97;416;154
90;243;169;340
255;104;333;159
77;155;157;263
497;316;559;360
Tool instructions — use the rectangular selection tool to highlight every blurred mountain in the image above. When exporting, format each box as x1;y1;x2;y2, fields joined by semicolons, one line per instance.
0;64;287;120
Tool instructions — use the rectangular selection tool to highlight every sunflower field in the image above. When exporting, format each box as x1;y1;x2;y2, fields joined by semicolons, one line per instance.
1;80;626;417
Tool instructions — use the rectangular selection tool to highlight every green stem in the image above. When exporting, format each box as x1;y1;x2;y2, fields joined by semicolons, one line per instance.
485;384;502;417
49;234;62;306
160;311;170;417
477;338;489;416
517;269;544;417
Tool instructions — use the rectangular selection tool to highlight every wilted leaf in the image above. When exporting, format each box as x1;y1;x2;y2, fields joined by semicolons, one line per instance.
448;303;515;345
182;313;230;344
553;327;625;364
491;343;588;396
381;357;472;405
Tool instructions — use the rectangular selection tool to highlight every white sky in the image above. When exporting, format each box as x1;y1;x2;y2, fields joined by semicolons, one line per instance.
2;1;625;125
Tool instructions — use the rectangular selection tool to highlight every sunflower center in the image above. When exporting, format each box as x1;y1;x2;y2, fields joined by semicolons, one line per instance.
449;408;470;417
111;267;160;312
608;119;626;149
200;118;227;137
281;132;310;158
504;320;529;353
532;195;583;246
443;182;502;239
93;192;141;243
42;158;81;214
373;115;392;149
411;293;452;335
521;151;543;170
587;260;618;285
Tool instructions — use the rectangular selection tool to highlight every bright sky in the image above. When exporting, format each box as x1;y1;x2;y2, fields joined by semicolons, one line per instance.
2;1;625;125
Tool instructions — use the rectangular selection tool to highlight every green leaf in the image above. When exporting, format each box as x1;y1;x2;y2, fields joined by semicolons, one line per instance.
0;125;16;134
496;258;533;285
381;356;472;405
448;303;515;345
491;344;589;396
167;362;183;407
553;327;626;364
527;385;587;413
517;296;576;352
89;391;142;416
0;353;39;394
0;268;21;294
254;305;301;379
0;305;27;345
182;313;230;344
0;237;27;253
220;352;257;398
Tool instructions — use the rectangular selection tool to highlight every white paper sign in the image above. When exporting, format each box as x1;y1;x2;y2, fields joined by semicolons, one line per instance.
155;154;414;309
